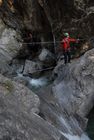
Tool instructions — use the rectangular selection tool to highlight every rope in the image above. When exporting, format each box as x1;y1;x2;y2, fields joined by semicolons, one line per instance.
28;66;54;73
0;39;86;45
0;41;59;45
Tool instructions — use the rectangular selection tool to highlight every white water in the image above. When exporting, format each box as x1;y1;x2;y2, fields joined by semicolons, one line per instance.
59;116;90;140
60;132;90;140
17;72;49;88
29;77;48;87
59;116;72;134
81;134;90;140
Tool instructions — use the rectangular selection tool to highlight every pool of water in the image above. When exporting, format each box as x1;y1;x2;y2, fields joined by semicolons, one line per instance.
86;107;94;140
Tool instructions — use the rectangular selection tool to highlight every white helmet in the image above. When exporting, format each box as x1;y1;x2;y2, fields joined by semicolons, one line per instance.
64;33;69;37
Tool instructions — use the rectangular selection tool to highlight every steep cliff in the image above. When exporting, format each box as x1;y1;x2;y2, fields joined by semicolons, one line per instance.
1;0;94;39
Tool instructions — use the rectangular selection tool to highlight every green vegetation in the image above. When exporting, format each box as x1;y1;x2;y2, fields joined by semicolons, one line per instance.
3;80;14;93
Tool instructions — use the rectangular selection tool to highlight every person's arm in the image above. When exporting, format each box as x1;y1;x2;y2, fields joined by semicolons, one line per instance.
69;38;77;42
69;38;80;43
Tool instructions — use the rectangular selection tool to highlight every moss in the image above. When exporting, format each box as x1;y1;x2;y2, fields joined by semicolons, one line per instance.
3;80;14;93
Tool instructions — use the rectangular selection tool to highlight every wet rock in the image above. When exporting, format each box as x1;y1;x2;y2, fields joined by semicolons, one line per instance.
23;60;43;78
38;48;55;67
36;84;86;137
33;50;93;140
53;48;94;117
0;74;66;140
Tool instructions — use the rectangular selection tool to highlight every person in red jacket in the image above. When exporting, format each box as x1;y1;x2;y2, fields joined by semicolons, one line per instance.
61;33;78;64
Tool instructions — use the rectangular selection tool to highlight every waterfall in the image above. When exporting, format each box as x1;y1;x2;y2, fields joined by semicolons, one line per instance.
80;134;90;140
60;132;90;140
59;116;90;140
59;116;73;134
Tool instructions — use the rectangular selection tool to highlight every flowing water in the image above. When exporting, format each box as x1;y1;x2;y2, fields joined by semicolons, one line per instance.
29;78;91;140
17;72;91;140
60;132;90;140
17;72;51;90
29;77;49;88
59;116;90;140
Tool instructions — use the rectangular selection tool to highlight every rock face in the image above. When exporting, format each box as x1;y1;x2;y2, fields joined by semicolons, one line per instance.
53;48;94;117
35;49;94;140
0;19;22;75
37;0;94;39
1;0;94;42
0;74;66;140
1;0;94;57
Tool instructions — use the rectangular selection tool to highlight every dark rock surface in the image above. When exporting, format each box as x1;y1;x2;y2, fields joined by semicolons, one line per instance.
1;0;94;42
1;0;94;59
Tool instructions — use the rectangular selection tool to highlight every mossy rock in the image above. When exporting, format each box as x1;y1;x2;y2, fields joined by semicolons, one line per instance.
3;80;14;93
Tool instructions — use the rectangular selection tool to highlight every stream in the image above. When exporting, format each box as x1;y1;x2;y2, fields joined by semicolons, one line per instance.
16;71;91;140
17;72;52;91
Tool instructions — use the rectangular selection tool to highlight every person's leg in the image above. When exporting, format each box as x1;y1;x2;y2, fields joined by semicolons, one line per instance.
67;51;71;63
63;52;67;64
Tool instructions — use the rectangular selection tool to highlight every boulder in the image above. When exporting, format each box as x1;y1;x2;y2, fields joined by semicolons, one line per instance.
0;74;66;140
0;74;40;115
38;48;55;67
23;60;43;78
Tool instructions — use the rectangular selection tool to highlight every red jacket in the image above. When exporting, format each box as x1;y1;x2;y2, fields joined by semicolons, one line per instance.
61;37;76;51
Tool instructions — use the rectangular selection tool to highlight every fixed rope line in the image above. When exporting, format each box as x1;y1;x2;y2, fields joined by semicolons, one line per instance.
0;39;86;45
0;41;60;45
28;67;55;73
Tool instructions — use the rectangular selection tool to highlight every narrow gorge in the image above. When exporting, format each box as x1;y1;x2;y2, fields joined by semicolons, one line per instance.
0;0;94;140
